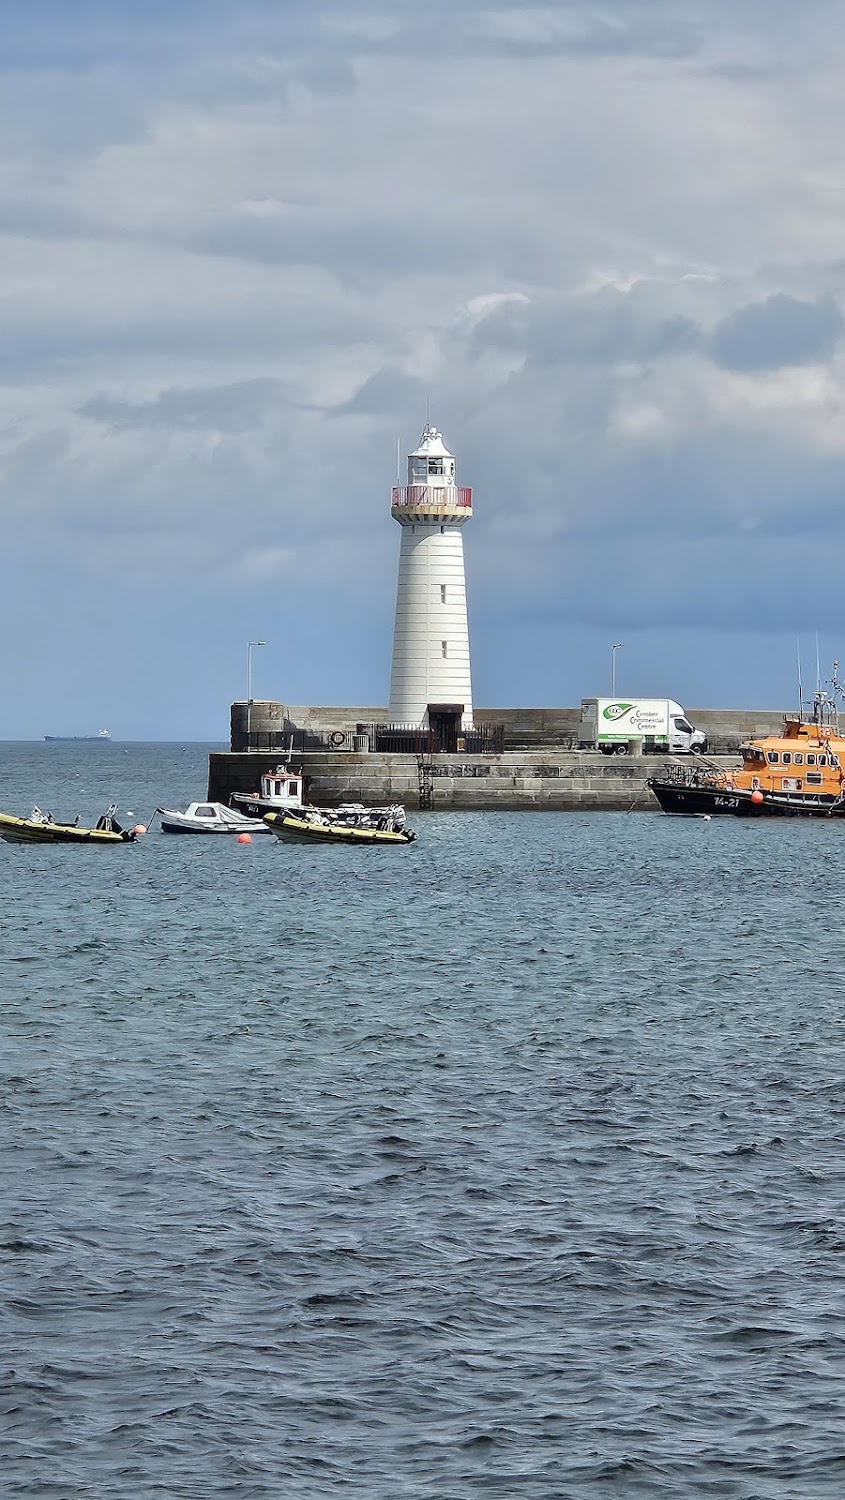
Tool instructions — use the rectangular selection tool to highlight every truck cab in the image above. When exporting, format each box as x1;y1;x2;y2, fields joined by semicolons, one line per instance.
670;710;707;755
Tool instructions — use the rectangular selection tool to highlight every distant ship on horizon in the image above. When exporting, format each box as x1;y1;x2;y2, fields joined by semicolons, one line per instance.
44;728;112;743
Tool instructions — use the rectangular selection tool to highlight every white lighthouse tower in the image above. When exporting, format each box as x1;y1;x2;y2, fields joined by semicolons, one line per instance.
388;424;474;745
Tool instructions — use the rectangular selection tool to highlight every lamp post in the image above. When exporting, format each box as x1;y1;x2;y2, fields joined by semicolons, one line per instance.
246;640;266;746
611;642;623;696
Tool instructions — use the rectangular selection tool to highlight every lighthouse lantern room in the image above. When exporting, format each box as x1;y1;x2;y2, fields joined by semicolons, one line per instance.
388;424;474;740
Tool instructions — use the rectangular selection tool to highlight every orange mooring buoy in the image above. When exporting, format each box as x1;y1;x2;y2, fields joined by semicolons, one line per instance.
237;832;252;844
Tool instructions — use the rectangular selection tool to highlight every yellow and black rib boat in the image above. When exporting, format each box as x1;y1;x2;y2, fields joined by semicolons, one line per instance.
264;809;416;845
0;805;136;845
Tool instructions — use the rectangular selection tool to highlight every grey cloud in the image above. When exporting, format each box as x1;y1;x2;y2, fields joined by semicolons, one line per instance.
0;1;275;72
470;290;701;368
303;1;706;64
0;0;813;85
464;402;845;640
459;9;703;62
333;367;428;418
708;294;844;371
192;209;506;284
80;378;288;432
312;0;824;68
0;198;109;242
0;290;379;370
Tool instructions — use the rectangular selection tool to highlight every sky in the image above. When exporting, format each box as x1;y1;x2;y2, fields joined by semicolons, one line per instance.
2;0;845;738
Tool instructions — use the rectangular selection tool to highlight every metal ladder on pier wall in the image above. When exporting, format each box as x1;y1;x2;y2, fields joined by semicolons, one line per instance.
417;753;434;810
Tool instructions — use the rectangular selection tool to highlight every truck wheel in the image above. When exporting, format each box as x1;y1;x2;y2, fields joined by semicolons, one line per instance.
615;744;629;755
600;745;615;756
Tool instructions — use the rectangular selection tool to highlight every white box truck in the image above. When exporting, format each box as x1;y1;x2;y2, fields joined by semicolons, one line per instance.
579;698;707;755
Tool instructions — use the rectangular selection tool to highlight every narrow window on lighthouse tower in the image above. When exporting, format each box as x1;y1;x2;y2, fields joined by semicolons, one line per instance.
440;585;447;603
441;640;448;658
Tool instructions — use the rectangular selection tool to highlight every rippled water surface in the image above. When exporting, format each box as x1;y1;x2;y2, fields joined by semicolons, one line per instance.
2;741;845;1498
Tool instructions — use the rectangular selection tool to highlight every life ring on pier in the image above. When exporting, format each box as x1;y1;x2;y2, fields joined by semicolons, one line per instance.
329;731;346;747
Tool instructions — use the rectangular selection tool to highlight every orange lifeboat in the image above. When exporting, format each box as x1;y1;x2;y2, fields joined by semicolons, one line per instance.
648;716;845;817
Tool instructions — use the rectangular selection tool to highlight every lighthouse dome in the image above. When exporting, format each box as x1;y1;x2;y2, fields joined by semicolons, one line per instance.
410;424;453;460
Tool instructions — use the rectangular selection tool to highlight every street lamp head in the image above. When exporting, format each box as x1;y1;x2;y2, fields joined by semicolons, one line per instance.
246;639;268;718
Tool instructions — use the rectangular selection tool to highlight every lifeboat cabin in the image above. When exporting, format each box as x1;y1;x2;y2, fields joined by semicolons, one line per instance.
733;718;845;806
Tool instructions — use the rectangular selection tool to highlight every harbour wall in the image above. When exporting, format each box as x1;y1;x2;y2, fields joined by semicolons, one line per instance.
238;703;790;753
208;749;739;813
215;703;789;811
477;707;789;750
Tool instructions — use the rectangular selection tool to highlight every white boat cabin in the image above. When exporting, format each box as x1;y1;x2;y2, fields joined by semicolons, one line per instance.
231;766;306;813
260;769;304;805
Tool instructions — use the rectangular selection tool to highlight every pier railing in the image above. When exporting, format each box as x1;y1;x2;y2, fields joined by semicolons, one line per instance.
372;724;504;755
233;726;743;756
232;724;504;754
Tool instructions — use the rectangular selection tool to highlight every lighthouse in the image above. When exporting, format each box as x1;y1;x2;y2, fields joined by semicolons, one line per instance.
388;424;474;746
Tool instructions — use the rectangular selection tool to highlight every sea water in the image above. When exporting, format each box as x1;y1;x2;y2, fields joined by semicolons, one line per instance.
2;741;845;1498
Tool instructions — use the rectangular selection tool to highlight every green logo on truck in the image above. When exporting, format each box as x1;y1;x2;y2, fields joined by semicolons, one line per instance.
602;702;633;720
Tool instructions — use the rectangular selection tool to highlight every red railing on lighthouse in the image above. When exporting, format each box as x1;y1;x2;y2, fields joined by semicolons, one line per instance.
391;485;472;509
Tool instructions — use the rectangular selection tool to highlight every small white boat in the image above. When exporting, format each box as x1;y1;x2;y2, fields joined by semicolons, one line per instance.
230;767;307;818
153;801;272;835
230;766;409;834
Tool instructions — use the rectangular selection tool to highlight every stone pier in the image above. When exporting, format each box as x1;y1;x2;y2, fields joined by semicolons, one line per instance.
211;703;789;812
208;749;739;813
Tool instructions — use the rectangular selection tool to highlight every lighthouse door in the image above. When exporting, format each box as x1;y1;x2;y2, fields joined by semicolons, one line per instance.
428;704;463;753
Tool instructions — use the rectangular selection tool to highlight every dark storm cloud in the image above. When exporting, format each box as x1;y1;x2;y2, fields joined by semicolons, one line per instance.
709;294;845;371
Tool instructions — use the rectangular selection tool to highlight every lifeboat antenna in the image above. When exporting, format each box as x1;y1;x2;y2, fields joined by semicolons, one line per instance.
812;686;826;726
797;637;804;718
831;660;843;731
